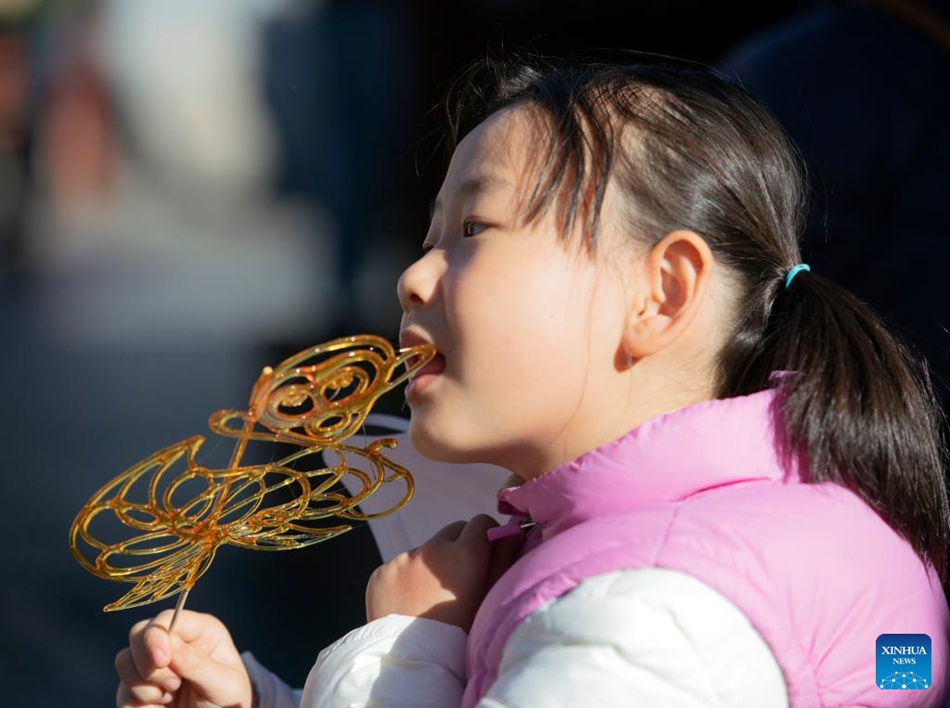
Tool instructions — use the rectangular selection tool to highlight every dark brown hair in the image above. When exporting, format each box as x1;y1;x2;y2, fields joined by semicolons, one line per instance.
439;53;950;580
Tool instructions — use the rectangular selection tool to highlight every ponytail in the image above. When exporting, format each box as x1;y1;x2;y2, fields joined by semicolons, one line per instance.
718;268;950;581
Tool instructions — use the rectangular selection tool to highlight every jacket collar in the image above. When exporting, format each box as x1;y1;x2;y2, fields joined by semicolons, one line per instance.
497;388;800;540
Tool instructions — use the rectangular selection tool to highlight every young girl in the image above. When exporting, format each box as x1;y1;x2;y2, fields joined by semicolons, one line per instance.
115;55;950;707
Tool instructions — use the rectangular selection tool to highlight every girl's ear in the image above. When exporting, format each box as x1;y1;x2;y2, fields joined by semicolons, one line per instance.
622;230;714;360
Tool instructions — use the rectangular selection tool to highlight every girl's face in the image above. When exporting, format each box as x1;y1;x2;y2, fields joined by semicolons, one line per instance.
398;107;638;479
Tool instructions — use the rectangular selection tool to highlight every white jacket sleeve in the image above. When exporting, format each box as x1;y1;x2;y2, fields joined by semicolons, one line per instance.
299;614;468;708
290;568;787;708
483;567;788;708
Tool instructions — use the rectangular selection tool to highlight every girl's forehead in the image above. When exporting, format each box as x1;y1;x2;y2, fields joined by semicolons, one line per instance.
436;108;538;206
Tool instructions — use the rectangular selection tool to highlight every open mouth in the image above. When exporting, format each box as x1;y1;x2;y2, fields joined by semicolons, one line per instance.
406;351;446;400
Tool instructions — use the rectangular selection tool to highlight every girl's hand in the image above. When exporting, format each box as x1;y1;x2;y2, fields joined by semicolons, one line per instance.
365;514;524;632
114;609;252;708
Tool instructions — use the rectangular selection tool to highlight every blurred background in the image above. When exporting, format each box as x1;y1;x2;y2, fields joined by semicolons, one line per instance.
3;0;949;704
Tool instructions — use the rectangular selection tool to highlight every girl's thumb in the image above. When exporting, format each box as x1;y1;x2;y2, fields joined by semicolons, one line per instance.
167;634;220;696
168;634;196;677
166;632;250;707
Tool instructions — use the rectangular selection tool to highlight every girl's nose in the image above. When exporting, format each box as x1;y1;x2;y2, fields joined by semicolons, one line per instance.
397;251;441;313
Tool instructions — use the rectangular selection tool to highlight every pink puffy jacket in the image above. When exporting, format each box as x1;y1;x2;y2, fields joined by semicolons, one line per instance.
464;389;950;707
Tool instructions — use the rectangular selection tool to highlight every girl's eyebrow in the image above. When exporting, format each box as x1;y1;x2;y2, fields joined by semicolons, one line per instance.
429;175;510;220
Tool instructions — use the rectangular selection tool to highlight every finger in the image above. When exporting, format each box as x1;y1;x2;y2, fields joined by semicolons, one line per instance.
127;614;185;697
115;649;175;706
163;615;218;679
128;618;174;677
159;608;220;644
457;514;501;545
118;682;174;707
143;623;175;669
147;608;226;667
115;647;142;685
429;519;468;543
117;680;168;708
167;632;251;706
485;533;525;588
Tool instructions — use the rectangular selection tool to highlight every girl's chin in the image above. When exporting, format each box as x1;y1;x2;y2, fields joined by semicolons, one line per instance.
407;423;515;475
408;418;475;463
407;422;455;462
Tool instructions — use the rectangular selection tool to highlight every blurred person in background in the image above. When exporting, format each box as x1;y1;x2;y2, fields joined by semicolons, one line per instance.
718;0;950;415
2;1;377;705
0;0;42;278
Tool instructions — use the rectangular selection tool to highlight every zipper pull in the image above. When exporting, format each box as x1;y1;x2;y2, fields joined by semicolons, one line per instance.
487;518;537;541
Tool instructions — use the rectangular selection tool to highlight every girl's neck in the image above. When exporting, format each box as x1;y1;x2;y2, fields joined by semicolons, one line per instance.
509;366;715;482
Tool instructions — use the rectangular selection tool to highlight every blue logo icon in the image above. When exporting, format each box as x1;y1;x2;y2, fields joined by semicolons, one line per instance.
877;634;931;690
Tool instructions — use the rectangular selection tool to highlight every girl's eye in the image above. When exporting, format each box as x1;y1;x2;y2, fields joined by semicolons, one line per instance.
463;221;488;238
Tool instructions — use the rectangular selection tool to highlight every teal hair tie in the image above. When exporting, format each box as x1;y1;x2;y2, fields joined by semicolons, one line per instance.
784;263;810;289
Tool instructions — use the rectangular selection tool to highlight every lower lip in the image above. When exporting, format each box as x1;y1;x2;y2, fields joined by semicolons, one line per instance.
406;355;446;401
